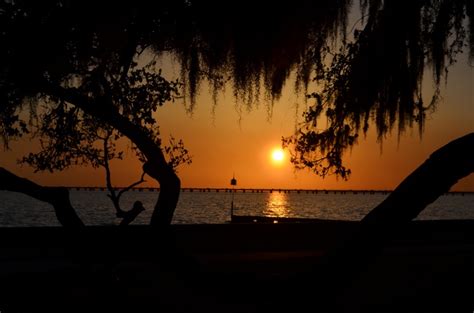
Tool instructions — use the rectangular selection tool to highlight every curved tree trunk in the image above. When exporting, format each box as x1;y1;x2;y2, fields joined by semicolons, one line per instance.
0;167;84;228
306;132;474;309
143;161;180;226
44;84;181;227
362;132;474;224
86;105;181;226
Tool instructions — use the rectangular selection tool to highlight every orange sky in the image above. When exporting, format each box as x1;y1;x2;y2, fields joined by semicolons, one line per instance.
1;50;473;191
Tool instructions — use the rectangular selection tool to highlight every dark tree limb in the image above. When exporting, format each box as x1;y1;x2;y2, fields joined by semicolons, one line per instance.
42;82;180;227
102;132;146;225
118;201;146;227
0;167;84;228
103;132;121;213
307;133;474;309
117;173;146;200
362;132;474;224
107;170;146;224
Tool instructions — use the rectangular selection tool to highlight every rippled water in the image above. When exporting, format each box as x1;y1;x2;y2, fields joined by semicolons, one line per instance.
0;190;473;226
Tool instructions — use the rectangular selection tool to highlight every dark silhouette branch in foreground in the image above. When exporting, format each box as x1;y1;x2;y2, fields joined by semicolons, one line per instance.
0;166;146;227
118;201;146;227
102;131;146;225
311;132;474;308
0;167;84;228
362;132;474;224
106;167;146;220
42;82;180;227
107;173;146;225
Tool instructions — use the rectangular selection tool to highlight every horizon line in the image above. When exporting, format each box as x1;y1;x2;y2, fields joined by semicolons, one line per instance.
37;186;474;194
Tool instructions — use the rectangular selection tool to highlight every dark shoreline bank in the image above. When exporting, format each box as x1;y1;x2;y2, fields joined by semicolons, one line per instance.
1;220;474;312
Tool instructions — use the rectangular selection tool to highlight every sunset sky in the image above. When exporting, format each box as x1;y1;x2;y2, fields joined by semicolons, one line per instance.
2;46;472;191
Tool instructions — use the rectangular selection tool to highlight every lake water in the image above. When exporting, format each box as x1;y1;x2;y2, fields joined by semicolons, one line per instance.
0;190;473;226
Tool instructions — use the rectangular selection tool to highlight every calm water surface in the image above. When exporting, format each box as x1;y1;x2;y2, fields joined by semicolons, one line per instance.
0;190;473;226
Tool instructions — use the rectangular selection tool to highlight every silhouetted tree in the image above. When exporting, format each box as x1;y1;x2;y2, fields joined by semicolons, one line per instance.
169;1;474;307
283;0;473;180
172;0;474;220
0;1;192;226
159;0;473;188
0;0;353;226
1;0;473;311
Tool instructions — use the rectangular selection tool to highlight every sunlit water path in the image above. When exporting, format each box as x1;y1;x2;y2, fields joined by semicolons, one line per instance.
0;190;473;226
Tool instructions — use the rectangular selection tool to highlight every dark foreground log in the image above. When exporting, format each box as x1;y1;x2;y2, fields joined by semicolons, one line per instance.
0;167;84;228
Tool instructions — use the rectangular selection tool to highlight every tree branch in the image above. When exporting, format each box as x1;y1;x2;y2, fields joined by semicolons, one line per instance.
117;172;146;201
102;130;146;224
313;132;474;307
112;173;146;225
42;82;180;226
362;132;474;224
0;167;84;228
103;131;122;216
42;83;168;173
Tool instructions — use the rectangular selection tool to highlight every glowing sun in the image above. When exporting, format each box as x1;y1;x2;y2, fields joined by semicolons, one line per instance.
271;149;285;164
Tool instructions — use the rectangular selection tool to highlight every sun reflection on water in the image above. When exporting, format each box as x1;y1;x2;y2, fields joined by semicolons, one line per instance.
263;192;290;217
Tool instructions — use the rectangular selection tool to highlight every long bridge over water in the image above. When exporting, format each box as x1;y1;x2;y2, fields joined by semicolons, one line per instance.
64;187;473;196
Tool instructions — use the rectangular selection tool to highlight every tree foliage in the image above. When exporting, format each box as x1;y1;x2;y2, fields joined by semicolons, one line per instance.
282;0;473;179
170;0;352;109
0;0;191;225
157;0;473;179
0;0;186;144
283;0;474;178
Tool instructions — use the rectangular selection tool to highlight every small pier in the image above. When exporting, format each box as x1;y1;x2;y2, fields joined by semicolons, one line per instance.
64;187;473;196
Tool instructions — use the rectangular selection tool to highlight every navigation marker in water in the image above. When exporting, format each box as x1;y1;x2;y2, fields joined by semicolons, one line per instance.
230;174;237;219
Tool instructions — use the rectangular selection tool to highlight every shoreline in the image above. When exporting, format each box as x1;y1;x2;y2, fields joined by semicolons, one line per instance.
1;221;473;312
